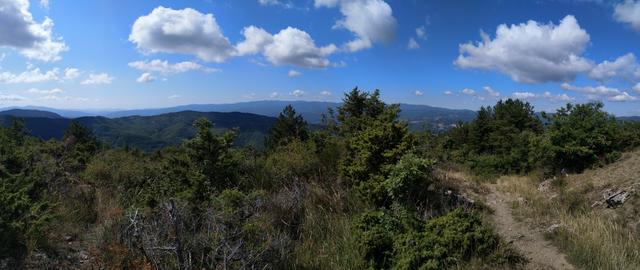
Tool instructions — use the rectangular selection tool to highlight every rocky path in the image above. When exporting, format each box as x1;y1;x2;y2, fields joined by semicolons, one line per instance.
485;184;575;270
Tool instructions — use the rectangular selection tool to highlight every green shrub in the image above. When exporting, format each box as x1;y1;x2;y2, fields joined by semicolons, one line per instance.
264;140;320;188
543;102;620;172
384;153;435;204
354;209;405;269
392;209;499;270
354;208;512;270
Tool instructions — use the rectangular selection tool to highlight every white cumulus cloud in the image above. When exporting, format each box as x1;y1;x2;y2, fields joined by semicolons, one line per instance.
129;7;234;63
128;59;218;75
0;94;28;102
561;83;622;96
63;68;80;80
483;86;500;97
511;91;574;102
288;69;302;77
407;38;419;50
82;73;113;85
589;53;640;82
413;90;424;96
236;26;337;68
614;1;640;31
257;0;293;8
0;0;67;61
461;88;475;95
27;87;63;94
543;91;574;102
136;72;155;83
0;66;59;83
512;92;537;100
316;0;396;52
290;89;305;97
608;92;638;102
561;83;638;102
455;15;592;83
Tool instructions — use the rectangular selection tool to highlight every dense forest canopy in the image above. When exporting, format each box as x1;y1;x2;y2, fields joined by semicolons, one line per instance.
1;88;639;269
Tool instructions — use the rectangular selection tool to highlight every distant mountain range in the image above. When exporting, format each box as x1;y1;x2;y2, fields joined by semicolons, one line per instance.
0;109;63;119
1;101;478;130
1;101;637;151
0;110;276;151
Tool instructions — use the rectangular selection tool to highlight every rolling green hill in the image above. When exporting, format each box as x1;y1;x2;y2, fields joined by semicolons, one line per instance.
0;111;277;151
0;109;63;119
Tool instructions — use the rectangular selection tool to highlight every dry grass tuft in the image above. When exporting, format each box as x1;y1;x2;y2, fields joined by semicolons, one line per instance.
496;150;640;270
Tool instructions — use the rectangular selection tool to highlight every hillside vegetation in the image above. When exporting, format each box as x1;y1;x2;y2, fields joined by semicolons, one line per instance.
497;150;640;269
0;111;277;151
1;88;639;269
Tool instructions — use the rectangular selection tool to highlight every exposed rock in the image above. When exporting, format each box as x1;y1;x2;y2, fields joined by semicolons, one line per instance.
538;177;556;192
547;224;561;234
603;188;631;208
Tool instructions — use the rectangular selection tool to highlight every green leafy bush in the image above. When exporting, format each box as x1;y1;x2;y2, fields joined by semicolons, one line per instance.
354;208;508;270
384;153;435;204
541;102;620;172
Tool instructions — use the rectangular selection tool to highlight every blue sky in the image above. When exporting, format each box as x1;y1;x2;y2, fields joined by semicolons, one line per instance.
0;0;639;115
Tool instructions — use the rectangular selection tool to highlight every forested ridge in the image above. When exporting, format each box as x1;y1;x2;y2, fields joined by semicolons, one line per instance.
1;88;639;269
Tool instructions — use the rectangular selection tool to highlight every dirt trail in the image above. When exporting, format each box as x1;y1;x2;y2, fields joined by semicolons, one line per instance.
485;184;574;270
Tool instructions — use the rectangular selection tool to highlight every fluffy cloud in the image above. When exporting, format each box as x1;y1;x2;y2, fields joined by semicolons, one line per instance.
416;26;426;40
235;26;273;56
609;92;638;102
561;83;622;96
136;72;155;83
236;26;337;68
512;92;537;99
461;88;475;95
320;90;332;97
455;15;592;83
270;91;280;98
589;53;640;82
407;38;419;50
82;73;113;85
257;0;293;8
168;94;180;99
614;1;640;31
483;86;500;97
0;0;67;61
39;0;48;8
561;83;638;102
0;94;27;102
129;7;234;63
128;59;218;75
63;68;80;80
443;90;453;95
0;66;59;83
290;89;305;97
407;26;426;50
27;87;63;94
511;91;574;102
288;70;302;77
316;0;396;52
413;90;424;96
543;91;574;102
634;83;640;93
